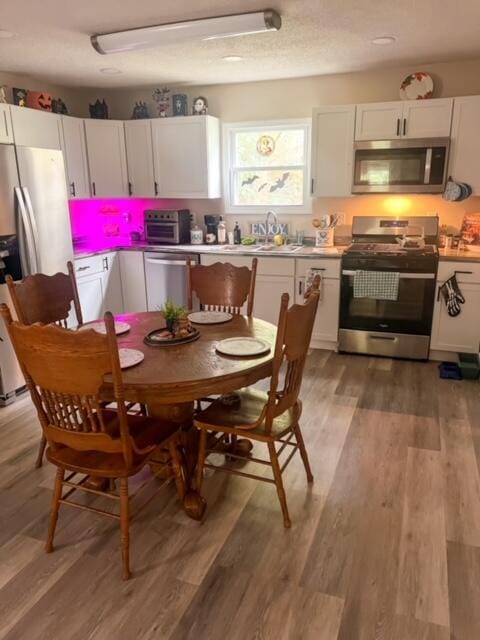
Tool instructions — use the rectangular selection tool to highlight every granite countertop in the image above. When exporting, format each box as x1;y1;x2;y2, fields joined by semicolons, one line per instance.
438;248;480;263
73;243;480;263
73;242;348;260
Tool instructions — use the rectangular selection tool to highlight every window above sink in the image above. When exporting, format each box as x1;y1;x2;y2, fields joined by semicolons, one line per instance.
223;119;312;215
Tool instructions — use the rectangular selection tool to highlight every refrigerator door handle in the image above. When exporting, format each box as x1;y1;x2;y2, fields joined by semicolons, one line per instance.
21;187;40;273
14;187;36;275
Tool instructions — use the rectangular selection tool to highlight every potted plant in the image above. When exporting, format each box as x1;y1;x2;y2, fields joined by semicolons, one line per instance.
162;300;186;333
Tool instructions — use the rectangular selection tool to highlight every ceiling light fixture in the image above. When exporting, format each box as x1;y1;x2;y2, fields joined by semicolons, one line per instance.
100;67;122;74
91;10;281;55
371;36;397;45
0;30;15;39
222;55;243;62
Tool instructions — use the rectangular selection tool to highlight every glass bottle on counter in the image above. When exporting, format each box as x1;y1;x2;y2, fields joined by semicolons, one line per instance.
233;221;242;245
217;216;227;244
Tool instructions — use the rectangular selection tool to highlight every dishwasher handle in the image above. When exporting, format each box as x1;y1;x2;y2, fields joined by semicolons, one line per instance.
145;257;190;266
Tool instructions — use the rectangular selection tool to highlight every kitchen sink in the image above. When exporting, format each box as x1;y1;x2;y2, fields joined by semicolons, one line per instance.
254;244;303;253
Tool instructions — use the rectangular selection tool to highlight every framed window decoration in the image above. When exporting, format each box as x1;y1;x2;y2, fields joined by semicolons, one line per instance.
223;119;311;214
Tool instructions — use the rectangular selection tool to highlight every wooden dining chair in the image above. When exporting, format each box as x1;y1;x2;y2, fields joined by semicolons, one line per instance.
6;261;83;468
194;277;321;528
186;258;258;315
6;260;83;328
0;304;184;580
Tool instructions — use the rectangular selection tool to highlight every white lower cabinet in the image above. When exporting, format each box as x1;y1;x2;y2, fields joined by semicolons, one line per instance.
74;252;123;322
119;251;147;313
295;277;340;343
103;252;123;316
76;273;104;324
430;261;480;354
255;274;295;325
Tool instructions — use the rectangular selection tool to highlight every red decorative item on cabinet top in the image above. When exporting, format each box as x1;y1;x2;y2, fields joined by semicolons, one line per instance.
26;91;53;111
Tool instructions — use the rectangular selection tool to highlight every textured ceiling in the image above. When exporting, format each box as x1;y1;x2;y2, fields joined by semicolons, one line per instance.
1;0;480;88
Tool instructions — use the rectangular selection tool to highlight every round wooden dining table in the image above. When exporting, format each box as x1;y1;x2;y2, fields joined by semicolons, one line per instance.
102;311;276;519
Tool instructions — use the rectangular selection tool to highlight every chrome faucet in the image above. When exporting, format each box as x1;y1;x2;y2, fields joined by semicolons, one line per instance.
264;210;278;245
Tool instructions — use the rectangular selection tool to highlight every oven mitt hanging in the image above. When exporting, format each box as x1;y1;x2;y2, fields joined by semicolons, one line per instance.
439;275;465;317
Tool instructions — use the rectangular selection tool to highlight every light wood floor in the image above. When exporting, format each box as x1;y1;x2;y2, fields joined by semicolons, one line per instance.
1;351;480;639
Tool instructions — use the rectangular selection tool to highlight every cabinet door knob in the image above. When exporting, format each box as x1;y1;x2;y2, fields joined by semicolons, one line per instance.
128;181;133;196
396;118;400;136
403;118;407;136
92;182;96;196
154;181;159;196
70;182;76;197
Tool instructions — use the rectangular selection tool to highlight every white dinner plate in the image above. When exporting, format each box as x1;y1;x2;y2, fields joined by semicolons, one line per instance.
216;337;270;357
79;320;131;336
119;348;144;369
188;311;233;324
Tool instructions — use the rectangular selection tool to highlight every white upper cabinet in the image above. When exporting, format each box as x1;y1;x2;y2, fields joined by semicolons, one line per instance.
311;105;355;197
10;105;62;149
0;104;13;143
124;120;156;197
84;120;128;197
449;95;480;194
355;98;453;140
355;102;404;140
402;98;453;138
152;115;221;198
60;116;90;199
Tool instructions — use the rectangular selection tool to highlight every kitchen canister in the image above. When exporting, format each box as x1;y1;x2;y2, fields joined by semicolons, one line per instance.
315;228;334;248
190;225;204;245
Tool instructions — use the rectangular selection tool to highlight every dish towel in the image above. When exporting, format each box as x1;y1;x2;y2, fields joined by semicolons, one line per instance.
353;270;400;301
305;267;323;300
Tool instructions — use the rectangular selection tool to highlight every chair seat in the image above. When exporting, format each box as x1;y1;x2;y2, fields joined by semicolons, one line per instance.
46;411;178;477
193;388;299;441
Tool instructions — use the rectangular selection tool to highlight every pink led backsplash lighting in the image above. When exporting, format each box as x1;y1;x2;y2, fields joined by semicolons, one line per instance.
69;199;177;252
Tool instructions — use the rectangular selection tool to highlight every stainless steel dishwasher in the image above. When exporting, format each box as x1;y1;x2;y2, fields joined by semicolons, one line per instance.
144;251;200;311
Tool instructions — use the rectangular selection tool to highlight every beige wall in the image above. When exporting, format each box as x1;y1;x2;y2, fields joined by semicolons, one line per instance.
102;58;480;121
3;58;480;236
97;57;480;236
0;71;89;115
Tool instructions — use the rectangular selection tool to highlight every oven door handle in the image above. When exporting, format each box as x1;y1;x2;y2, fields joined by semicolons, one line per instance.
342;270;435;279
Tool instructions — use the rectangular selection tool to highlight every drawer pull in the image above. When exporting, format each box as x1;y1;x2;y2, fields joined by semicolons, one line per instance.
77;265;90;272
454;270;473;276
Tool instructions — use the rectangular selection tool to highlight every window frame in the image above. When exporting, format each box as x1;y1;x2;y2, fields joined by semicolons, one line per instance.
222;118;312;215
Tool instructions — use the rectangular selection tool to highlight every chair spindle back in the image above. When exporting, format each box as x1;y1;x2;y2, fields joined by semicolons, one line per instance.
187;258;257;316
6;261;83;328
0;305;136;468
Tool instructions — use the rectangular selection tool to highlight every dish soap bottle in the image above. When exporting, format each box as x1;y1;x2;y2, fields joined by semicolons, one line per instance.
233;221;241;245
217;216;227;244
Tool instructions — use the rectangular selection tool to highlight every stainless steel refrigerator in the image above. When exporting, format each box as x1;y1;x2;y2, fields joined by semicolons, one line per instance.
0;143;73;404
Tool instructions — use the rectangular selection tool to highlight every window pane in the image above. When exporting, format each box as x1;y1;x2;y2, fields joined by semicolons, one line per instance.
233;169;304;206
234;129;305;167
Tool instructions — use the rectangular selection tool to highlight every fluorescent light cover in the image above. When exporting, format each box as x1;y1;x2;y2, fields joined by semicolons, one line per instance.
91;10;281;54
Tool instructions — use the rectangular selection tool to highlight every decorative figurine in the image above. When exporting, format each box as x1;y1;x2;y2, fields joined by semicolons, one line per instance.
152;87;171;117
131;101;150;119
89;99;109;119
12;88;27;107
172;93;188;116
192;95;208;115
52;97;68;114
0;86;7;104
26;91;53;111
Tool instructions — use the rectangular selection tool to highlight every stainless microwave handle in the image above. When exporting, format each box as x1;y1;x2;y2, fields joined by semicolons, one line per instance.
424;148;432;184
145;258;189;266
342;270;435;279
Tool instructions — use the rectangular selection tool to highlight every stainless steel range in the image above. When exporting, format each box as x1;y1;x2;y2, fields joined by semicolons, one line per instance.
338;215;439;360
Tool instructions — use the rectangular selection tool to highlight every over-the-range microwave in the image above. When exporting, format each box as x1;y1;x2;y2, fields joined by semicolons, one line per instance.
352;137;450;194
